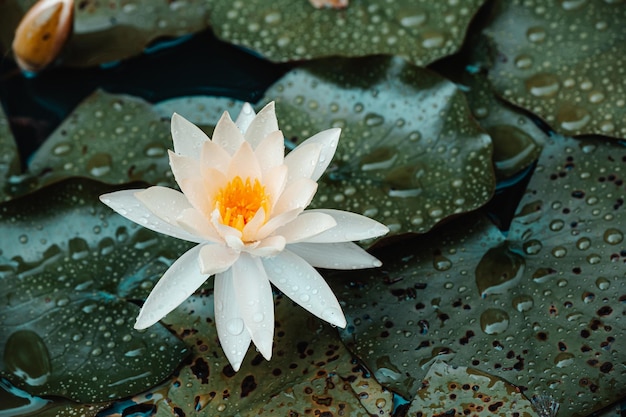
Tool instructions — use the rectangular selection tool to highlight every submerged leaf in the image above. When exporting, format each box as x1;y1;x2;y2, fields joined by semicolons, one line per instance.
0;178;190;402
484;0;626;138
331;134;626;415
209;0;486;66
264;56;495;235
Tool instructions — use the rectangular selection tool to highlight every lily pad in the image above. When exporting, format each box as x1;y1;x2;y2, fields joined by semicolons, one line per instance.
330;133;626;415
484;0;626;138
0;0;210;68
0;178;190;402
209;0;486;66
26;89;173;191
0;104;20;201
97;294;393;416
407;361;540;416
263;56;495;235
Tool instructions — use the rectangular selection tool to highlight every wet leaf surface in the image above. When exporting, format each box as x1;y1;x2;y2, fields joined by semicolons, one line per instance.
407;361;539;417
484;0;626;138
0;104;20;202
96;294;394;416
263;56;495;236
209;0;486;66
0;0;211;68
330;134;626;416
0;178;190;403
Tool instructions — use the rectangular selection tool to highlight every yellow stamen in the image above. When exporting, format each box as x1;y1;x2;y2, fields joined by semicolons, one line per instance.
215;176;269;232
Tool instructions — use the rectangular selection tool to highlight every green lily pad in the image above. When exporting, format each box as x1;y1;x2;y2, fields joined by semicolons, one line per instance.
0;104;20;202
263;56;495;235
0;178;190;403
0;0;210;68
330;133;626;415
98;294;393;416
407;361;540;417
484;0;626;138
27;90;173;191
209;0;486;66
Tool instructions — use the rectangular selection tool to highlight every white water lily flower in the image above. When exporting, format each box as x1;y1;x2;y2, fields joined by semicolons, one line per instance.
100;102;388;371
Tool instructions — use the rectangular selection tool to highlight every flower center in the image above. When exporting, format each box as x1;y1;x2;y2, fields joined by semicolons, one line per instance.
215;176;269;232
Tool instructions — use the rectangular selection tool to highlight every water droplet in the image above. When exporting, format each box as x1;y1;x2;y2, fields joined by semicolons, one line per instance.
557;104;591;131
514;54;533;69
559;0;587;10
364;113;385;127
360;147;397;171
144;142;166;157
526;26;547;42
549;219;564;231
226;318;244;335
397;9;427;28
595;277;610;290
554;352;575;368
576;237;591;250
479;309;510;335
523;239;543;255
252;313;264;323
53;142;72;155
299;293;310;303
264;11;281;24
603;228;623;244
512;295;534;312
420;30;446;48
532;267;557;283
475;243;525;297
551;246;567;258
4;330;51;386
433;255;452;271
525;73;560;97
87;153;113;177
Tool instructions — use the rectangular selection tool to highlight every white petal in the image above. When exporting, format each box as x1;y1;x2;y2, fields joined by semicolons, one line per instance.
254;131;285;173
227;141;262;182
214;269;252;371
284;142;321;183
255;208;302;241
171;113;210;158
134;245;207;329
176;208;222;243
234;102;256;134
211;209;243;241
273;212;336;243
100;189;202;243
169;151;202;187
293;128;341;181
301;209;389;243
242;207;267;242
135;186;192;223
263;250;346;328
231;254;274;360
198;244;240;274
263;165;288;208
201;139;231;174
244;102;279;148
272;178;318;215
245;235;286;257
213;111;245;155
288;242;382;269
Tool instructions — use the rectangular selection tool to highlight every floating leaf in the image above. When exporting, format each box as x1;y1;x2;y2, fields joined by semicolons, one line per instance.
26;90;172;190
0;0;210;68
263;56;495;235
96;294;393;416
484;0;626;138
330;133;626;415
0;104;20;201
209;0;486;66
0;178;190;402
407;361;540;417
